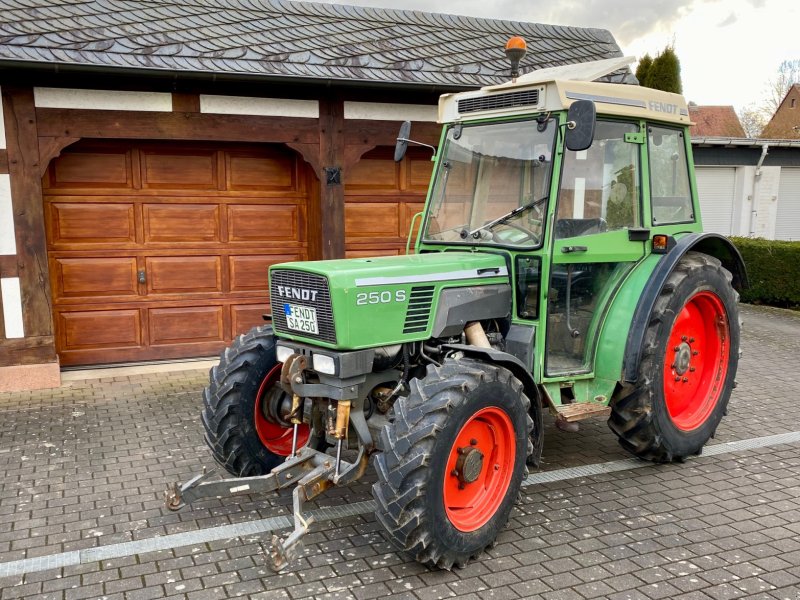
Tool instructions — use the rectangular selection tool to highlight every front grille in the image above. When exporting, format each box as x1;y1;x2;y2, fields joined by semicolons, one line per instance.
403;285;435;334
458;89;540;114
270;270;336;344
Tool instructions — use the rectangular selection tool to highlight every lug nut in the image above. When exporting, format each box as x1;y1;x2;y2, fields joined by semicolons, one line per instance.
683;377;689;382
681;336;688;341
470;438;478;446
674;346;680;352
451;469;459;477
689;337;695;343
674;376;681;381
689;367;696;372
692;351;699;356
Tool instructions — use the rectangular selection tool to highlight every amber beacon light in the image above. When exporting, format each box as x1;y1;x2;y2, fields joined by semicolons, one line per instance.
504;36;527;80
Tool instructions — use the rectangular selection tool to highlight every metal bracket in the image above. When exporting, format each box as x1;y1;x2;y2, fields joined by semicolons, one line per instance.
624;131;645;144
323;166;341;185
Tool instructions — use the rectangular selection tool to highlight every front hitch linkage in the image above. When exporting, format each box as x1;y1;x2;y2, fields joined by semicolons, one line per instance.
164;444;368;571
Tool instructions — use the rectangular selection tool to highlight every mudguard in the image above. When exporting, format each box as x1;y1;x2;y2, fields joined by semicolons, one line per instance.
442;343;544;465
622;232;747;383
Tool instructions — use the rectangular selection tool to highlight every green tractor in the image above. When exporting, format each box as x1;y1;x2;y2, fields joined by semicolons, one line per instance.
166;46;745;571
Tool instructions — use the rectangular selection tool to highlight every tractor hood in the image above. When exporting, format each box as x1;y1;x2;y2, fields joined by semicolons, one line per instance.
269;252;510;349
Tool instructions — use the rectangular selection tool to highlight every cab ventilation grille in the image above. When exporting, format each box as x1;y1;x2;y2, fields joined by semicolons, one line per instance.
403;285;435;334
458;89;539;114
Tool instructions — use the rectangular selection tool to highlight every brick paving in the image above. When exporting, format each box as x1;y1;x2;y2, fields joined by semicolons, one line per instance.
0;303;799;599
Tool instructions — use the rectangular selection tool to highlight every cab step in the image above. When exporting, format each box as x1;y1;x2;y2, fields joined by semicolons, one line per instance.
555;402;611;422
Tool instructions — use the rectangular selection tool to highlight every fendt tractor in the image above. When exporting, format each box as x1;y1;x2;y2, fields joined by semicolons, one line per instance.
166;39;746;571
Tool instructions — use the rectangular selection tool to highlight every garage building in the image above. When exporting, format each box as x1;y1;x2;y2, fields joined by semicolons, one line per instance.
0;0;630;389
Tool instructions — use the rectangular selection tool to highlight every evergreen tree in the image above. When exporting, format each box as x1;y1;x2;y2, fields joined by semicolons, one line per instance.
644;46;683;94
635;53;653;87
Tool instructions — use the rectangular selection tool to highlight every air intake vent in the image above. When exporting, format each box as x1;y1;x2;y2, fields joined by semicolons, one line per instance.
403;285;435;334
270;270;336;344
458;89;540;114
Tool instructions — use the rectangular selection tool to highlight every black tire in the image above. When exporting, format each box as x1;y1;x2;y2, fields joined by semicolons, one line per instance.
372;358;533;569
202;325;323;477
608;252;740;462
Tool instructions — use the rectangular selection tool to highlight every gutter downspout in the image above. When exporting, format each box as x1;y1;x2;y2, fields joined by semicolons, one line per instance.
748;143;769;236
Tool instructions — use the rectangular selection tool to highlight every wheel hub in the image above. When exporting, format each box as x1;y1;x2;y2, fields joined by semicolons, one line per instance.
455;446;484;484
662;291;730;432
673;342;692;375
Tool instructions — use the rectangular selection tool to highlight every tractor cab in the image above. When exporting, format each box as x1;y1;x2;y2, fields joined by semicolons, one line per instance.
405;58;701;414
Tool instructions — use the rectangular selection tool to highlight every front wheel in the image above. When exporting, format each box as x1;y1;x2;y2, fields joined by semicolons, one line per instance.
609;252;740;462
202;325;322;477
372;359;533;569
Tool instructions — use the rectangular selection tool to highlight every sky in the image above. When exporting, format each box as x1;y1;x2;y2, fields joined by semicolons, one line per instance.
310;0;798;112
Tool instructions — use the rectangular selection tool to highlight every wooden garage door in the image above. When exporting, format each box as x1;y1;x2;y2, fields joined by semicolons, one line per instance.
44;140;309;366
345;147;433;257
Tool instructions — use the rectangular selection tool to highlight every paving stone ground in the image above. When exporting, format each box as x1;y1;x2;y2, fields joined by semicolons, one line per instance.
0;303;799;600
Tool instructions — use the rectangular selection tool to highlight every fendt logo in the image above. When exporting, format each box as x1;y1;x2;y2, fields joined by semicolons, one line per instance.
276;285;319;302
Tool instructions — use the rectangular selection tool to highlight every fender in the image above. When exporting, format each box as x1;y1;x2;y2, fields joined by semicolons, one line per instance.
442;343;544;465
622;232;748;383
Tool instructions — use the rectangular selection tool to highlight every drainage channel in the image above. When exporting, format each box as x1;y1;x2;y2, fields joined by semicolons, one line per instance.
2;430;799;579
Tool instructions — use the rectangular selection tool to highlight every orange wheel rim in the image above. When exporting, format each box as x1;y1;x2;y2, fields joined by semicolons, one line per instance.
663;291;730;431
443;406;516;532
253;363;310;456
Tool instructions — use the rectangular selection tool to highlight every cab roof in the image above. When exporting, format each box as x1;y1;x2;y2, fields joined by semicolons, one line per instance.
438;57;690;127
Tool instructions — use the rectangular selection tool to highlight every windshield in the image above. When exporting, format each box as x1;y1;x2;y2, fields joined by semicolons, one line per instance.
422;118;556;248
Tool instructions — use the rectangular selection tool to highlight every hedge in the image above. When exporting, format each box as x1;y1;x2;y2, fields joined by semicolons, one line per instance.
729;237;800;308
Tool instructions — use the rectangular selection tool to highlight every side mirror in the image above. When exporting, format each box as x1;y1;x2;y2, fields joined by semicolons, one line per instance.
394;120;411;162
565;100;596;152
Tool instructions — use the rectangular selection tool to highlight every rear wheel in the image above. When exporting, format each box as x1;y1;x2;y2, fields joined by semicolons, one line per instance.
372;359;533;569
609;252;740;462
202;325;320;477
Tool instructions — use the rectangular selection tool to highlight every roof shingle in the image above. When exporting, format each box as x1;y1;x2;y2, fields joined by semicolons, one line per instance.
0;0;633;87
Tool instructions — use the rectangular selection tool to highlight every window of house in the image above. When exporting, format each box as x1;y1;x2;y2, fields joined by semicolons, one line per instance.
648;126;694;224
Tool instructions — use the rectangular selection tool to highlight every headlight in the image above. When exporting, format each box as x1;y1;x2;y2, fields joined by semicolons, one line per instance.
312;353;336;375
276;345;294;363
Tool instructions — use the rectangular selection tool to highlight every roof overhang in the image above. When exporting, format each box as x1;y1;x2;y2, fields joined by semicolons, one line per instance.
691;136;800;148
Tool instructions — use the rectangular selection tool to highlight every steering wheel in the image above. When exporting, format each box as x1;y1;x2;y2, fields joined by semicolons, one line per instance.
492;222;540;246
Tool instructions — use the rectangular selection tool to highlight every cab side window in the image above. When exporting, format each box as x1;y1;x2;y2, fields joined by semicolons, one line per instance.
556;120;641;239
648;126;694;224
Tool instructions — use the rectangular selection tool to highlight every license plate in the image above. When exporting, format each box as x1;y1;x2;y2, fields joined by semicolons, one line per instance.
284;303;319;335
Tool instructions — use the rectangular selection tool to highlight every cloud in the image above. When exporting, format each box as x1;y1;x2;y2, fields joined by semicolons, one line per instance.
310;0;703;46
718;12;737;26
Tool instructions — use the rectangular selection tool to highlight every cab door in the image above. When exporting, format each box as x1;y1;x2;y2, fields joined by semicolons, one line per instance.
543;119;646;377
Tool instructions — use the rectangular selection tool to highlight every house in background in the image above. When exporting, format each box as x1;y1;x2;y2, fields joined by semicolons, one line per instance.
761;84;800;139
0;0;632;390
683;103;800;242
688;104;746;137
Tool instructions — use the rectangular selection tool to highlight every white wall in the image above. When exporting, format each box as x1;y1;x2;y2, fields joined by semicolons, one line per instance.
695;163;791;239
343;101;437;122
34;88;172;111
200;95;319;118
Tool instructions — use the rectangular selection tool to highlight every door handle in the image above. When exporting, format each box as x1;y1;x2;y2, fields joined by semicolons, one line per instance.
561;245;588;253
137;269;146;284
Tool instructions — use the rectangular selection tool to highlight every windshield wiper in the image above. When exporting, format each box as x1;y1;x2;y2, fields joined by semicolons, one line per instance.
461;194;549;240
